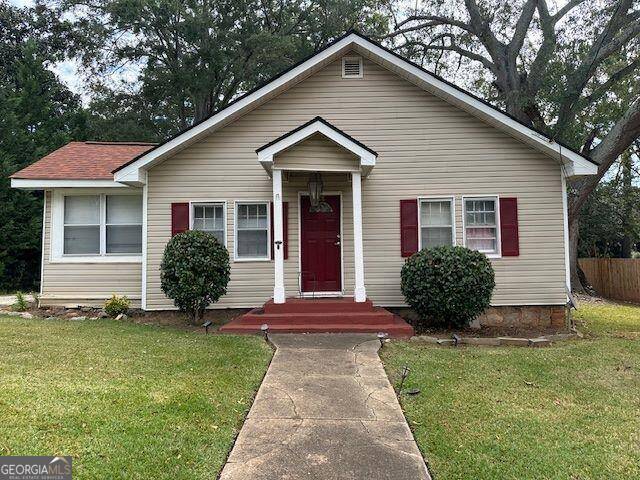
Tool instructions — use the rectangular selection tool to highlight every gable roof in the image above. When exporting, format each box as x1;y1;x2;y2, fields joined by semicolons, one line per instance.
11;142;156;180
256;116;378;177
113;31;596;185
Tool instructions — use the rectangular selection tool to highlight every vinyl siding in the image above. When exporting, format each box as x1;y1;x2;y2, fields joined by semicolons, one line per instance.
40;190;142;307
275;133;360;172
145;54;566;309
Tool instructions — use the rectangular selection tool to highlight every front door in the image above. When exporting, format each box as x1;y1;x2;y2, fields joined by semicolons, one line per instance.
300;195;342;293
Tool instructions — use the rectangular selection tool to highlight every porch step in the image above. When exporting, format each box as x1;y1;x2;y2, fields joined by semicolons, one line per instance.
229;308;397;326
264;297;374;314
219;297;414;338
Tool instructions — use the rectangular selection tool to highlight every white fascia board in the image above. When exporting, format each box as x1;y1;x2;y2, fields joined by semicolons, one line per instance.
115;36;356;182
258;120;376;166
11;179;129;189
350;37;598;176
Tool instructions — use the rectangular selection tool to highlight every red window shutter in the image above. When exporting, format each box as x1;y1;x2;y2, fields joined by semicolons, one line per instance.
171;203;189;236
400;199;419;257
270;202;289;260
500;197;519;256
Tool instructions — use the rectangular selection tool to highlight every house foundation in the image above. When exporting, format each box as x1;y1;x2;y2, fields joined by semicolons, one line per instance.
476;305;568;328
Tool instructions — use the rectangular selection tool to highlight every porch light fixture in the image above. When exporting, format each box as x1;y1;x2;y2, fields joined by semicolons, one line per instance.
260;323;269;341
377;332;388;348
307;172;332;213
202;320;213;335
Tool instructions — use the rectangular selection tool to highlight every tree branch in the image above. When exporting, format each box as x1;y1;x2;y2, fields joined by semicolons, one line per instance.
508;0;537;62
394;39;496;72
552;0;589;22
581;58;640;106
379;15;472;39
571;97;640;217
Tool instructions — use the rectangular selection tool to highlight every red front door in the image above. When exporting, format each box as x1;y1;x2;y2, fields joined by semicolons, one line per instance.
300;195;342;293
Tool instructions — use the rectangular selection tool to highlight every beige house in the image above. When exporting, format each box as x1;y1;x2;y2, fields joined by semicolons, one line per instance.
12;32;597;330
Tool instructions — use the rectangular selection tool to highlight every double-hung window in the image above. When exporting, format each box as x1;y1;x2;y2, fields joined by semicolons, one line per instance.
60;193;142;258
419;198;455;249
192;203;226;245
235;202;270;260
464;197;500;255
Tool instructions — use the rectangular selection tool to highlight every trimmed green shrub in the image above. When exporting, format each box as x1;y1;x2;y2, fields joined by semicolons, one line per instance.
401;245;495;329
12;291;28;312
104;294;131;318
160;230;230;323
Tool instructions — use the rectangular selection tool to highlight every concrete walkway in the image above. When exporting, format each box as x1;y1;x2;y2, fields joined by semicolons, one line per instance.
219;334;430;480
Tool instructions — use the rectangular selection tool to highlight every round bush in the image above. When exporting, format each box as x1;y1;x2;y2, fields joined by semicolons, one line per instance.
401;245;495;329
161;230;230;323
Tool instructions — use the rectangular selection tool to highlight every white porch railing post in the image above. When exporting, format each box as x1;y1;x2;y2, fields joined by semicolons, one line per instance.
352;171;366;302
273;169;286;303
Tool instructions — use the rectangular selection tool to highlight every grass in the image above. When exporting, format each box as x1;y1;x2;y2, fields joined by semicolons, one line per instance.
381;301;640;480
0;316;272;479
574;300;640;337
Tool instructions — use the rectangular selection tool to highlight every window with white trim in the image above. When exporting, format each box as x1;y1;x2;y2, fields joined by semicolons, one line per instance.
62;194;142;256
419;198;454;249
464;197;499;254
192;203;225;245
235;202;269;259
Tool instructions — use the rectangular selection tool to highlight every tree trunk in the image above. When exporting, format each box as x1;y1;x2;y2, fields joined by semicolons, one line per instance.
620;152;633;258
568;216;584;293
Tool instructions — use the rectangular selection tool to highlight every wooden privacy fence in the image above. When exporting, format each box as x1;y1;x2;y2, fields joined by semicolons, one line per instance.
579;258;640;304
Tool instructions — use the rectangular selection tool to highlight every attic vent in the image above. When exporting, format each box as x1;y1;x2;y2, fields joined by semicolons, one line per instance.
342;56;363;78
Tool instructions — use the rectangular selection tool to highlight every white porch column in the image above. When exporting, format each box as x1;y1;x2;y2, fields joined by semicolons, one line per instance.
351;171;366;302
272;169;286;303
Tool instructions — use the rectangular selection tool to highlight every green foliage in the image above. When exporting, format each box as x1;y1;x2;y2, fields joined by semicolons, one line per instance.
160;231;230;323
104;294;131;318
401;246;495;328
11;292;29;312
0;3;87;292
63;0;388;130
579;156;640;258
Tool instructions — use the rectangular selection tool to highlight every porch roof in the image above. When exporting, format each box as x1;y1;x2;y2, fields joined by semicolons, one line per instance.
256;116;377;177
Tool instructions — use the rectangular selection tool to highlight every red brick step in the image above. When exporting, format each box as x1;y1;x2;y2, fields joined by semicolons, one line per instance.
219;297;414;338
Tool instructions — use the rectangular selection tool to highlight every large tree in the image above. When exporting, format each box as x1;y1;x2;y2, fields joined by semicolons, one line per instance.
380;0;640;290
57;0;387;134
579;149;640;258
0;2;87;291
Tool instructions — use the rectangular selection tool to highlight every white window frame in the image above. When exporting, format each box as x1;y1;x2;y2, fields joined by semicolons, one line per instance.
51;189;143;263
462;195;501;258
189;200;227;247
233;201;271;262
418;196;456;250
341;55;363;78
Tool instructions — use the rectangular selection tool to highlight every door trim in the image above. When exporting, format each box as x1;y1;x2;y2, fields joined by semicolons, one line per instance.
297;191;344;296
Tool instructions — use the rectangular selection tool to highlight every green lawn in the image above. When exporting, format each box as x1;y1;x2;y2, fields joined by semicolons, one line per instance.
0;317;272;479
381;301;640;480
